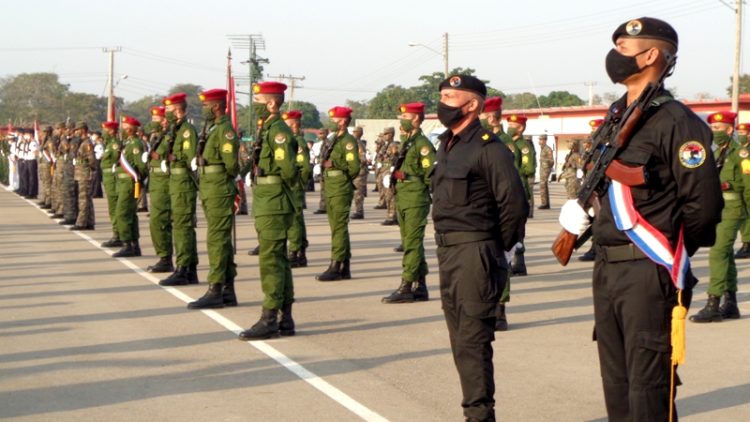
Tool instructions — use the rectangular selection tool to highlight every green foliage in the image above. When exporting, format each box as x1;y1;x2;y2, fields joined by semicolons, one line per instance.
345;99;368;121
367;85;415;119
293;100;321;128
726;74;750;96
538;91;585;107
503;92;539;110
121;95;163;127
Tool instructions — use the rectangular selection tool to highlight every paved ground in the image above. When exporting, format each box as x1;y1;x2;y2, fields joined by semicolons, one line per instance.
1;182;749;421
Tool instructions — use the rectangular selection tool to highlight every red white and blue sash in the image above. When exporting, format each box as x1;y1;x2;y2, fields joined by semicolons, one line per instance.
119;152;139;182
608;180;689;289
43;149;54;163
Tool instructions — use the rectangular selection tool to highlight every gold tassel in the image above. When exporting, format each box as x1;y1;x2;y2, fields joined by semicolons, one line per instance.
671;290;687;366
134;181;141;199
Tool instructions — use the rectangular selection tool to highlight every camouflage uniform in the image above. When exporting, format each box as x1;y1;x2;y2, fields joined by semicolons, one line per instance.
538;138;554;208
561;141;582;199
351;137;368;217
62;136;79;224
383;140;400;223
38;132;55;208
73;132;96;228
52;134;67;217
376;129;395;208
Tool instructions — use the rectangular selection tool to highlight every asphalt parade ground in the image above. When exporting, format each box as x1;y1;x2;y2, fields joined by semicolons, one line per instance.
1;182;749;421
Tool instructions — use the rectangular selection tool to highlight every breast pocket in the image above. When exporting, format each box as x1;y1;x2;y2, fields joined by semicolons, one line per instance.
444;165;470;206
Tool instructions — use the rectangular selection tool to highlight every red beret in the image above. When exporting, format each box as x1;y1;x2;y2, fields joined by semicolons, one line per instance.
282;110;302;120
163;92;187;105
483;97;503;113
101;121;119;129
253;81;287;95
589;119;605;129
399;102;425;114
150;106;165;117
707;111;737;125
121;116;141;127
507;114;527;125
328;106;352;119
738;123;749;131
199;89;228;103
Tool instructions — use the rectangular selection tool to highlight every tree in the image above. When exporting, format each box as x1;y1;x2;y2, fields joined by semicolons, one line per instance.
0;73;69;125
726;74;750;96
538;91;585;107
367;85;415;119
167;83;203;124
503;92;539;110
294;100;322;129
346;99;368;121
64;92;109;126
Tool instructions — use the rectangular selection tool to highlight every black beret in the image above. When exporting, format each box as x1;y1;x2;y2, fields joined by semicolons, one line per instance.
439;75;487;98
612;17;678;49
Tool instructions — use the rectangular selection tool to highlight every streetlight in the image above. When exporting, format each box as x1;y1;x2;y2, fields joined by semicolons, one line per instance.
408;32;449;77
114;74;128;88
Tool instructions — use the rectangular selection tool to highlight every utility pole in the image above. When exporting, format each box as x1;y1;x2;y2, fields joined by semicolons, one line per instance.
584;81;597;106
228;34;268;132
103;46;121;122
267;74;305;110
443;32;449;78
731;0;743;112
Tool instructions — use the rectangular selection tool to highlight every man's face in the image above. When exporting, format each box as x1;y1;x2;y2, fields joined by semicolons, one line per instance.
539;138;547;146
331;117;344;131
614;37;655;83
508;122;525;136
353;129;363;139
710;122;733;135
737;129;748;137
440;88;474;109
479;112;500;126
286;119;300;133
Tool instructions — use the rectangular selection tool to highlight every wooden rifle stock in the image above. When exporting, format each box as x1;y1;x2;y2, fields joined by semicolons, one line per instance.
606;160;647;186
552;230;578;266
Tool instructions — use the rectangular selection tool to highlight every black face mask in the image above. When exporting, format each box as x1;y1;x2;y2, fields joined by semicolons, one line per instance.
437;101;469;128
605;48;649;84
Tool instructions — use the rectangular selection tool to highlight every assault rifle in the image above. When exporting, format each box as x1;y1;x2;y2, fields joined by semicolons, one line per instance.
196;119;209;168
551;55;677;266
389;141;409;193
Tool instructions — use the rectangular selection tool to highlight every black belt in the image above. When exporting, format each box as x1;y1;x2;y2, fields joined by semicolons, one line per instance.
598;243;648;263
435;231;494;247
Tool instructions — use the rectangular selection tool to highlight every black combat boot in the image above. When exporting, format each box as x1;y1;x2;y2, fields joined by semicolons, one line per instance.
373;204;386;210
720;291;741;320
238;308;279;340
112;241;137;258
132;240;142;257
188;264;199;284
58;219;75;225
393;244;404;252
382;280;415;304
341;259;351;279
223;278;238;307
187;283;224;309
381;219;398;226
51;213;65;219
578;246;596;262
248;245;260;256
413;276;429;302
70;225;94;231
350;212;364;220
101;236;123;248
288;250;299;268
495;303;508;332
279;303;295;336
159;267;189;286
147;257;174;273
537;204;550;210
735;243;750;259
511;247;527;276
296;248;308;268
313;208;327;214
316;261;343;281
689;295;723;323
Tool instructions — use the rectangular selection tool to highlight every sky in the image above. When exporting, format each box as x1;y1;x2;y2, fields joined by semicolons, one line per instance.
0;0;745;112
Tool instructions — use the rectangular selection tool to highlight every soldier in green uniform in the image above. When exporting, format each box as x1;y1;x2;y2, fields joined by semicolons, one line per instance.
283;109;312;268
312;128;329;214
538;134;554;209
60;122;79;226
238;82;299;340
100;121;123;247
316;106;361;281
479;96;521;167
144;106;174;273
72;122;96;230
734;122;750;258
159;92;201;286
381;140;400;225
187;89;239;309
507;114;533;277
382;102;435;303
561;138;583;199
112;116;147;257
50;124;68;219
691;111;745;322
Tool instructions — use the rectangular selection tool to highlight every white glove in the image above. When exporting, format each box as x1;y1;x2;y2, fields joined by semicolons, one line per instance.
160;160;168;173
383;174;391;188
576;169;584;179
559;199;592;236
141;152;149;163
190;157;198;171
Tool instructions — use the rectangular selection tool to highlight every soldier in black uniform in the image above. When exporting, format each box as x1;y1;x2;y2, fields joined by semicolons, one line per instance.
558;18;722;421
432;74;528;422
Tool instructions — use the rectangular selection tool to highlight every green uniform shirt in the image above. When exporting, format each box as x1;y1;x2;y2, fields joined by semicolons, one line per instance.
200;115;239;178
395;130;435;208
101;134;121;171
116;136;147;178
294;133;312;188
494;127;520;168
171;119;198;169
323;131;360;197
515;137;536;177
252;115;298;216
717;143;750;219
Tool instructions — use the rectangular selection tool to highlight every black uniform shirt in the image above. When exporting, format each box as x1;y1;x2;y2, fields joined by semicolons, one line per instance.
432;119;528;250
593;91;723;255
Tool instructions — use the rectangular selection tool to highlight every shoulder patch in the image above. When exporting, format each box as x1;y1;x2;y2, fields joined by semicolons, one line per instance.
678;141;706;169
420;146;430;156
345;142;355;151
222;143;233;154
133;147;140;155
421;157;432;168
739;148;749;159
481;133;490;141
112;143;120;151
183;130;191;138
274;148;285;161
225;131;235;140
183;140;191;150
274;133;287;144
346;152;355;161
521;147;530;154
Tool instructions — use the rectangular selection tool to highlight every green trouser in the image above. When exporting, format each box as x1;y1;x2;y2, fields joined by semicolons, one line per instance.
171;174;198;267
397;202;429;282
325;193;354;261
102;172;118;236
0;156;6;185
287;187;307;251
740;218;750;243
708;201;744;296
148;174;172;259
256;213;294;310
200;194;236;285
115;177;139;241
500;269;512;303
